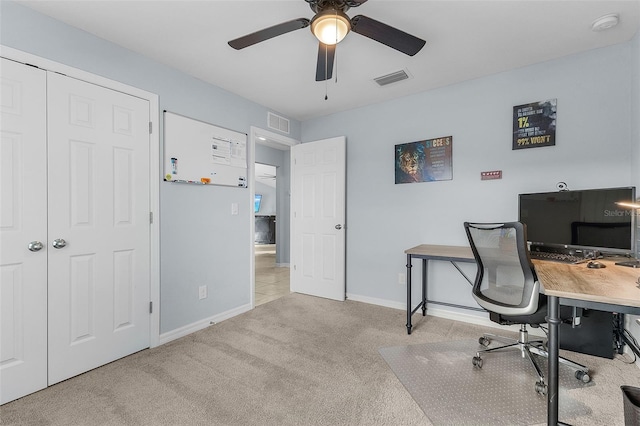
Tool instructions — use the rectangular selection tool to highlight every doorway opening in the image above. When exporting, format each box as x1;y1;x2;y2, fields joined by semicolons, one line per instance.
254;163;289;305
250;126;299;308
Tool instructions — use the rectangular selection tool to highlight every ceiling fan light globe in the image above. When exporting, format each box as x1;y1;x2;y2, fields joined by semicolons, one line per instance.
311;10;351;45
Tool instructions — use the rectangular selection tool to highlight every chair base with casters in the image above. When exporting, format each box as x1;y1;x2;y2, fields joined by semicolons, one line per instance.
472;322;591;396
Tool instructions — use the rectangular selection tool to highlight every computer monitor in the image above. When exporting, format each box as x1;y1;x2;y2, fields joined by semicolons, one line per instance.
518;186;636;256
254;194;262;213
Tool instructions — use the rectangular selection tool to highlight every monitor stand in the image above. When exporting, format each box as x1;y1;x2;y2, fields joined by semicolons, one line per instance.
615;259;640;268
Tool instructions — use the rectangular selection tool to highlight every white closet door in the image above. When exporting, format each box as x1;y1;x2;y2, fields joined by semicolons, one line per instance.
46;72;151;385
0;58;48;404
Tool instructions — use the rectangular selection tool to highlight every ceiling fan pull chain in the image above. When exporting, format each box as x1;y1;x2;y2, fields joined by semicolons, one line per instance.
324;69;328;100
325;40;329;100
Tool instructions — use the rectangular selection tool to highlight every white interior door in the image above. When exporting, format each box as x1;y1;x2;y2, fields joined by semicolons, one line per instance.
0;58;48;404
46;72;151;385
290;136;346;301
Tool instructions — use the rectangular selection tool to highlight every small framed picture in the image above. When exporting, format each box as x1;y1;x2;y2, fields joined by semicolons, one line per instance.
395;136;453;184
513;99;557;150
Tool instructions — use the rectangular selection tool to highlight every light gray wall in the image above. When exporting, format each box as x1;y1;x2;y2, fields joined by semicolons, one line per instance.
3;0;638;337
0;1;301;334
255;144;291;264
301;41;637;315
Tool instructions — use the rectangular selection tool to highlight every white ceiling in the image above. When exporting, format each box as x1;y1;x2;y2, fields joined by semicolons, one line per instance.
18;0;640;122
255;163;277;188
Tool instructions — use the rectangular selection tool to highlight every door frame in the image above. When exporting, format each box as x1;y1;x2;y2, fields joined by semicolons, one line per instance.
1;45;161;348
249;126;299;308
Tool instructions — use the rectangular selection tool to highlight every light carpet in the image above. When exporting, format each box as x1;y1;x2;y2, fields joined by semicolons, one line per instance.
1;293;638;425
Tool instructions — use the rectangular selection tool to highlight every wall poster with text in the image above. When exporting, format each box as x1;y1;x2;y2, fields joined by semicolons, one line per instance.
513;99;557;150
395;136;453;184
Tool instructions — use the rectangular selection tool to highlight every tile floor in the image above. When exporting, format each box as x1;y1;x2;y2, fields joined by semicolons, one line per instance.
255;244;290;306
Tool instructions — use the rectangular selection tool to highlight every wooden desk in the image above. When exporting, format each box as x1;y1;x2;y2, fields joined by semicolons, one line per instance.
534;259;640;425
404;245;640;425
404;244;477;334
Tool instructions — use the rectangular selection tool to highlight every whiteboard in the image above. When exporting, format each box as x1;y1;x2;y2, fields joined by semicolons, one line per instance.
163;111;247;187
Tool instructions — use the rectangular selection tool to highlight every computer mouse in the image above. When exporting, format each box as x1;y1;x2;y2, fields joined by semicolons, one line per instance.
587;261;606;269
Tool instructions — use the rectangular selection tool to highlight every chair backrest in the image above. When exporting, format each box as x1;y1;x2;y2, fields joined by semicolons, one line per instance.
463;222;540;316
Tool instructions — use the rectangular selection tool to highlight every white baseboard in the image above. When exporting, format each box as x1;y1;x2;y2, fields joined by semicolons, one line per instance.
158;303;252;346
346;293;406;311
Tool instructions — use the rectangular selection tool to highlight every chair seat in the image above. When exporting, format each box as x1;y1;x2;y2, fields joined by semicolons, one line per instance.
494;298;575;328
498;298;548;325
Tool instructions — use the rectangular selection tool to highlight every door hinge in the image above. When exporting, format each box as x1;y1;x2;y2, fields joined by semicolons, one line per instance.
149;212;153;224
149;122;152;134
149;301;153;314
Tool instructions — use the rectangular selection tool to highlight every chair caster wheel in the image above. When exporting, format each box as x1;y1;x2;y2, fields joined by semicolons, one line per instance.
472;356;483;368
535;381;548;396
575;370;591;383
479;337;490;347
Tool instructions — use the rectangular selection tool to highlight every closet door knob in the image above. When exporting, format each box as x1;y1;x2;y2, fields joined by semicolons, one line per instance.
52;239;67;249
28;241;44;252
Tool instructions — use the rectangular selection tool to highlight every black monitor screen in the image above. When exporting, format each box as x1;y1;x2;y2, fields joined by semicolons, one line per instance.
518;187;635;255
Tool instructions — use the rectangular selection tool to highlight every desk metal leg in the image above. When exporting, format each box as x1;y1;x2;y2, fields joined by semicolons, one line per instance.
406;254;413;334
547;295;560;425
422;259;428;316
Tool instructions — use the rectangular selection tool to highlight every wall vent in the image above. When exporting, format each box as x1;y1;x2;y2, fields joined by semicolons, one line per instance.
267;112;290;134
374;69;410;87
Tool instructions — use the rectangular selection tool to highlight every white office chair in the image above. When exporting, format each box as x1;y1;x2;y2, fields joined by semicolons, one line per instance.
464;221;591;396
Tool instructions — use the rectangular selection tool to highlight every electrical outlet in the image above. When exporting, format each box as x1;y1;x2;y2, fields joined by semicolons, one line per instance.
198;285;207;300
398;272;406;285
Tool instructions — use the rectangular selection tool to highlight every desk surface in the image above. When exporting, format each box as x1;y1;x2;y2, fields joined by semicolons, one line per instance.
406;244;640;310
405;244;473;260
533;259;640;309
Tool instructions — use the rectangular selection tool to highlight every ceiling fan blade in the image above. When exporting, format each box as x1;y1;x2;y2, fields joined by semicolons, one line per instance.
345;0;368;6
315;43;336;82
228;18;310;50
351;15;425;56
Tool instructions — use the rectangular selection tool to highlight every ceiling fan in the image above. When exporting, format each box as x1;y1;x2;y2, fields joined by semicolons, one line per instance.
228;0;426;82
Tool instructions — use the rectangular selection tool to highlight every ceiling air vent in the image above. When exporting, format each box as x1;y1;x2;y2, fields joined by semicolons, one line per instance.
268;112;290;134
374;69;410;87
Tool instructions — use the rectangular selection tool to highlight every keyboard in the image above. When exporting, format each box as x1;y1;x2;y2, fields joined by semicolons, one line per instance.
529;251;587;264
